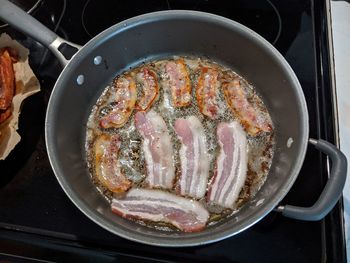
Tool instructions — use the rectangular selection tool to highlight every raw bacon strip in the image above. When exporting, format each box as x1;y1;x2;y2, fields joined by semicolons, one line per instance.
134;110;175;189
100;75;137;128
0;48;17;111
196;67;219;119
94;134;131;193
208;122;247;208
174;116;210;199
135;67;159;111
223;79;272;136
111;188;209;232
164;59;191;107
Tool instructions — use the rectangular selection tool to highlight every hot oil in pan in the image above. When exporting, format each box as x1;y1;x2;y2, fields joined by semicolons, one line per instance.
85;56;275;231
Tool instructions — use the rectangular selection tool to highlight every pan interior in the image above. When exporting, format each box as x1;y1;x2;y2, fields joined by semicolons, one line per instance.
45;11;308;246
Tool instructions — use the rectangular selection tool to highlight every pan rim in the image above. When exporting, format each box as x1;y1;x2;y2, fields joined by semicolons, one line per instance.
45;10;309;247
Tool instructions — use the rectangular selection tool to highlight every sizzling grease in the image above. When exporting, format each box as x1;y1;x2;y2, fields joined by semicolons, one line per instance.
86;56;275;231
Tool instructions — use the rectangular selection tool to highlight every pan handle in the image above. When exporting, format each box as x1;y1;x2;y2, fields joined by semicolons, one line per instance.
276;138;347;221
0;0;81;66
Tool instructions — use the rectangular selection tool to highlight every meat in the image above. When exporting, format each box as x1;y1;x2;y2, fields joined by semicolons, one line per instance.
100;75;137;128
223;79;272;136
94;134;131;193
196;67;219;119
0;108;11;124
0;47;18;123
164;59;191;107
111;188;209;232
134;110;175;189
86;56;276;232
174;116;210;199
208;122;247;208
135;67;159;111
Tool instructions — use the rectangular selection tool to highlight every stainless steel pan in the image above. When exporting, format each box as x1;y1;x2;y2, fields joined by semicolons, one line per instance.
0;0;347;247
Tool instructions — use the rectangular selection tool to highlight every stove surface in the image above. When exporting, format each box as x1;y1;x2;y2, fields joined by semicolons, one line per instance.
0;0;345;262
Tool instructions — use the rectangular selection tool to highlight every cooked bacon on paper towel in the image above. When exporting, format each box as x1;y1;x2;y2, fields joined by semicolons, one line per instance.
111;188;209;232
0;108;11;124
135;110;175;189
208;122;248;208
0;47;18;123
174;116;210;199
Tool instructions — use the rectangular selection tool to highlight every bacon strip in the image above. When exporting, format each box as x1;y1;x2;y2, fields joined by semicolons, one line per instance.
174;116;210;199
0;108;11;124
223;79;272;136
208;122;247;208
164;59;191;107
111;188;209;232
0;48;17;111
134;110;175;189
94;134;131;193
135;67;159;111
196;67;219;119
100;75;137;128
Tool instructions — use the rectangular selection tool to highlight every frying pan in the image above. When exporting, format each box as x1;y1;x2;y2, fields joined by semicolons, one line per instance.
0;0;347;247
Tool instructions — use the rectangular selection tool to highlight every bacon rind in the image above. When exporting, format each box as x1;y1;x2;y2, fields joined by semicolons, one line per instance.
174;116;210;199
134;110;175;189
222;79;272;136
208;122;247;208
111;188;209;232
196;67;219;119
100;76;137;129
135;68;159;111
0;48;17;111
164;59;191;107
94;134;131;193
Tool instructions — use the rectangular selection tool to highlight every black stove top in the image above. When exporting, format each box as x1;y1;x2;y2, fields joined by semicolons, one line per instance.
0;0;346;262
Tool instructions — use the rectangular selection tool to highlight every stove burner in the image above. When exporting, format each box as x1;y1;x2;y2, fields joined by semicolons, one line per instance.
37;0;67;67
266;0;282;44
81;0;282;45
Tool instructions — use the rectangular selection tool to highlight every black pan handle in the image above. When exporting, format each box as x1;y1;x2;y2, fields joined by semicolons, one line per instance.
0;0;81;66
277;138;347;221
